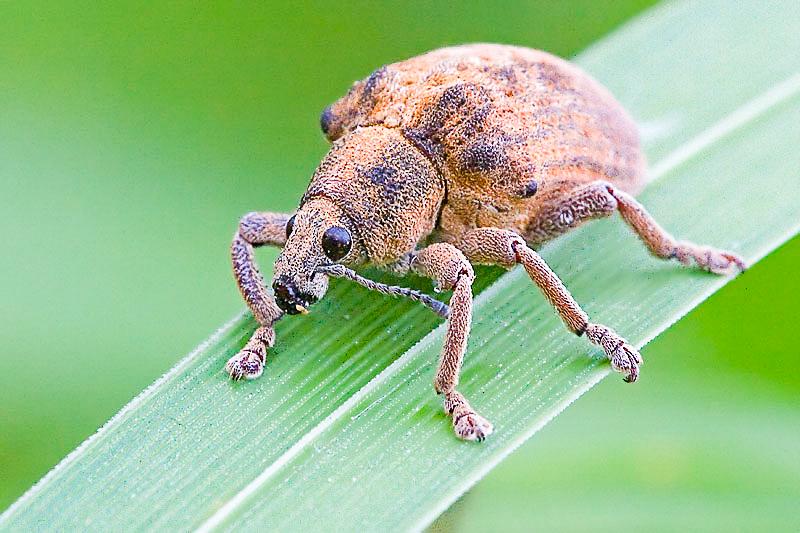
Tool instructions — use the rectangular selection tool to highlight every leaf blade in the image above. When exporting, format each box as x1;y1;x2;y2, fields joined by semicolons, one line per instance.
2;0;799;530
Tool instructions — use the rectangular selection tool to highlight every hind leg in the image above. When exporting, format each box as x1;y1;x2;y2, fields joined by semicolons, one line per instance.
227;211;292;380
609;184;746;273
459;228;643;382
526;181;746;274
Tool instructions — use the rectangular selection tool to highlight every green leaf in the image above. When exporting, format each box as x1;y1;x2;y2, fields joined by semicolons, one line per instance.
2;0;799;530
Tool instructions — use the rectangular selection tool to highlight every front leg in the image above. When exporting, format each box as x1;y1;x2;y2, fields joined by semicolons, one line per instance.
227;211;291;380
412;243;493;441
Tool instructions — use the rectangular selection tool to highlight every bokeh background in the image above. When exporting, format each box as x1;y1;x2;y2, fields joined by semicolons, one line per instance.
1;1;797;529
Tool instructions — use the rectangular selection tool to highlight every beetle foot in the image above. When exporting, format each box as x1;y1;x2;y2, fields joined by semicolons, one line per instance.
453;410;493;441
444;391;493;442
585;323;642;383
672;243;747;275
225;349;265;380
224;326;274;381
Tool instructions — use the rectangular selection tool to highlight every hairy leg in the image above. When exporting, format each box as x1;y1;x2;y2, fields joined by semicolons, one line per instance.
227;211;292;380
411;243;492;441
459;228;642;382
525;181;746;274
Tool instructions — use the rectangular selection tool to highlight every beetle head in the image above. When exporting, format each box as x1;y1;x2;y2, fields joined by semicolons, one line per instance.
272;198;363;315
275;126;445;315
302;126;444;265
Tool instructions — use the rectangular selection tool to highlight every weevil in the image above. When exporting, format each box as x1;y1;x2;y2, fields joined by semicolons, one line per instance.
226;44;745;441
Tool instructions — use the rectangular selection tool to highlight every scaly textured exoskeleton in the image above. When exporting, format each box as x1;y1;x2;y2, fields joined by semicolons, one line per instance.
226;44;745;441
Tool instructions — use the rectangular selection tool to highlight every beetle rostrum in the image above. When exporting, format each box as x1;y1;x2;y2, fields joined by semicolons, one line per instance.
272;274;317;315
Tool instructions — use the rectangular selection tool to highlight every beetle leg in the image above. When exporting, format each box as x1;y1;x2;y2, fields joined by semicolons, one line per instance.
459;228;643;382
524;182;618;245
607;184;747;274
526;181;746;274
412;243;493;441
226;211;292;380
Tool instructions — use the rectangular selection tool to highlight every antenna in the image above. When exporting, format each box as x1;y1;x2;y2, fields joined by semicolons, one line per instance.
318;264;450;319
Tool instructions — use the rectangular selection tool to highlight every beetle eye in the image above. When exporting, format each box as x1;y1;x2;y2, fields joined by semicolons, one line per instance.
285;215;296;239
321;226;352;261
522;179;538;198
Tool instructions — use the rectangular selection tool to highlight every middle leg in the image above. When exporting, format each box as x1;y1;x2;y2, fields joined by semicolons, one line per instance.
459;228;643;382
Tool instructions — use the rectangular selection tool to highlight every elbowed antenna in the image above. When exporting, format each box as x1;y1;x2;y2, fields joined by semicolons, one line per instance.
317;264;450;319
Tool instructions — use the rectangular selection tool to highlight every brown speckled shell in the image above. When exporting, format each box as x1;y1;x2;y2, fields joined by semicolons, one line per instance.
310;44;645;263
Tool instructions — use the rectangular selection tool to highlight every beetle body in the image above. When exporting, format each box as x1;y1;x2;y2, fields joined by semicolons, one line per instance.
314;43;644;265
227;44;744;441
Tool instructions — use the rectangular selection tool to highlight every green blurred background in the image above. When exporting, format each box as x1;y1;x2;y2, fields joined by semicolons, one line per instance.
1;1;797;530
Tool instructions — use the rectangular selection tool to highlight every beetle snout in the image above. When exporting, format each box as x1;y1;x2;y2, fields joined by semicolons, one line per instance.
273;275;318;315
